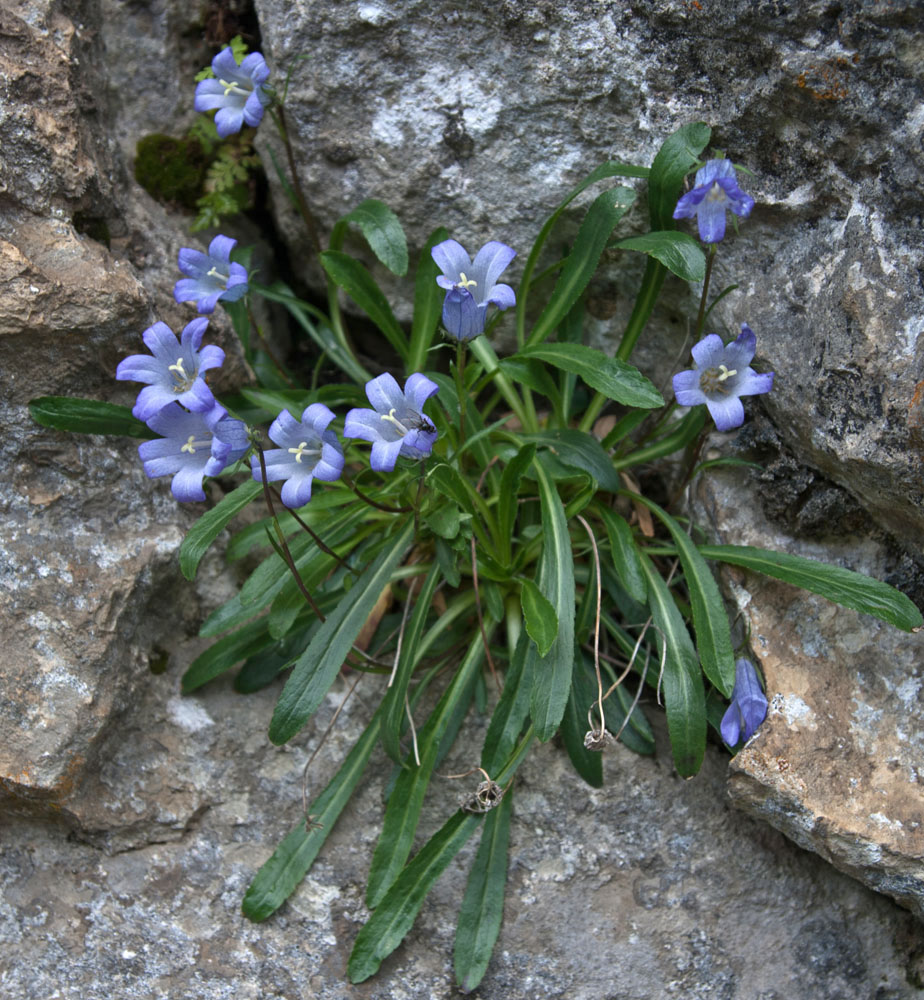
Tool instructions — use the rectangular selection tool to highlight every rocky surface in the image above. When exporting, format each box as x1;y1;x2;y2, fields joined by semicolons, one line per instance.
1;655;923;999
692;460;924;921
253;0;924;552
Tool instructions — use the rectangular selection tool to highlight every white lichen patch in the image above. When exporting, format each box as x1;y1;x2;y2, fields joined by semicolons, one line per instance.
869;812;904;833
771;693;817;730
166;696;215;733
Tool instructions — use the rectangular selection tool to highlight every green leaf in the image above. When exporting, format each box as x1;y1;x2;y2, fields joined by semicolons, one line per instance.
29;396;153;438
339;198;408;275
698;544;924;633
614;231;706;282
528;456;576;741
638;552;706;777
481;631;532;774
181;617;275;692
350;811;483;983
320;251;408;362
242;708;382;921
408;226;450;372
520;578;558;657
234;623;317;693
561;658;604;788
454;789;513;992
598;508;647;604
268;519;414;745
179;480;263;581
381;562;442;764
527;186;636;347
631;495;735;695
497;358;561;401
426;463;476;515
521;428;623;492
252;281;371;385
515;344;663;409
648;122;711;230
497;443;535;563
366;633;484;908
603;682;655;756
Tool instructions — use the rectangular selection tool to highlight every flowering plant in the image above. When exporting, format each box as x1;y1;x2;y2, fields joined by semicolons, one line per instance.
30;44;922;991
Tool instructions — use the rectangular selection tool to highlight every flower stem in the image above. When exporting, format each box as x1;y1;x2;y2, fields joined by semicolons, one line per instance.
693;244;717;340
271;104;322;256
454;341;468;447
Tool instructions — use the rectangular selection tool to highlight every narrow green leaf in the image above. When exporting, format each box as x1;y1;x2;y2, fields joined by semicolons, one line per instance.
426;463;476;515
179;480;263;581
29;396;153;438
527;186;636;347
408;226;450;372
366;633;484;908
648;122;711;230
454;790;513;992
521;428;624;491
268;519;414;744
381;563;442;764
598;508;647;603
528;457;576;740
319;251;408;361
603;683;655;756
497;443;535;561
614;231;706;282
481;631;532;774
520;578;558;657
234;623;317;693
631;495;735;695
350;811;482;983
340;198;408;275
561;657;604;788
638;552;706;777
515;344;663;409
242;709;382;921
698;544;924;633
182;617;274;692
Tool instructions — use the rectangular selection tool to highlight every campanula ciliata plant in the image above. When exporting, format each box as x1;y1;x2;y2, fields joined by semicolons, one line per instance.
30;41;923;994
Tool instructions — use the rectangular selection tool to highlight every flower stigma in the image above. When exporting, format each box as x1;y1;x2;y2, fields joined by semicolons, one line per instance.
457;272;478;291
380;408;409;435
219;79;249;98
181;435;197;454
288;441;312;463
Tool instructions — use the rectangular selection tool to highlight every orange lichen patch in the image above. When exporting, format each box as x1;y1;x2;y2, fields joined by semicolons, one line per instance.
682;0;703;9
795;57;854;101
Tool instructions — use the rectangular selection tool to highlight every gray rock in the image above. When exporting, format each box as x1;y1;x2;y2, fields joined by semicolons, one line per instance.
0;657;921;999
691;461;924;921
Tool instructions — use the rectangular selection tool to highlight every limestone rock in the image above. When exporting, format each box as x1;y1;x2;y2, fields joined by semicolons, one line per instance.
691;465;924;920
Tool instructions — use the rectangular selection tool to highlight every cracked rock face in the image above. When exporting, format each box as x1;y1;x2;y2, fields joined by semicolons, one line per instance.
692;466;924;921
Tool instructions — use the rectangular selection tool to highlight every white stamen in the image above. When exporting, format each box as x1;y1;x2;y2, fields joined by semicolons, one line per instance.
380;407;409;435
707;182;726;201
206;266;225;281
457;272;478;291
717;364;737;381
169;358;187;379
180;435;197;455
288;441;309;464
219;78;249;98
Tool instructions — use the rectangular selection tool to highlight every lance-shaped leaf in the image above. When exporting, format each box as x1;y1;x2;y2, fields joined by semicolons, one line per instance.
613;231;706;282
180;480;263;580
268;518;415;744
29;396;154;438
528;456;576;740
698;544;924;633
639;551;706;777
515;344;663;409
332;198;408;276
598;507;647;604
520;577;558;657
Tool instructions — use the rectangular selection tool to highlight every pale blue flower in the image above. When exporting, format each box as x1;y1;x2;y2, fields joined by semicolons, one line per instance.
431;239;516;341
720;659;769;746
116;318;224;421
174;235;249;314
673;158;754;243
344;373;439;472
672;324;774;431
139;403;249;502
194;47;272;138
251;404;344;508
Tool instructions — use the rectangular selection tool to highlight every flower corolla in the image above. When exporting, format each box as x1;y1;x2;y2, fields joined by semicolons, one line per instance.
344;373;439;472
116;318;224;421
174;235;249;314
251;404;344;508
194;47;272;138
431;239;516;341
673;158;754;244
672;324;773;431
720;658;769;746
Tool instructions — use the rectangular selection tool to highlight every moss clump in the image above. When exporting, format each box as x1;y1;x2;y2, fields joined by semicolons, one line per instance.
134;133;210;210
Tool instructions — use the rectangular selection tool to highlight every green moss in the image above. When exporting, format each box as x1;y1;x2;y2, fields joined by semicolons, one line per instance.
134;133;210;210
